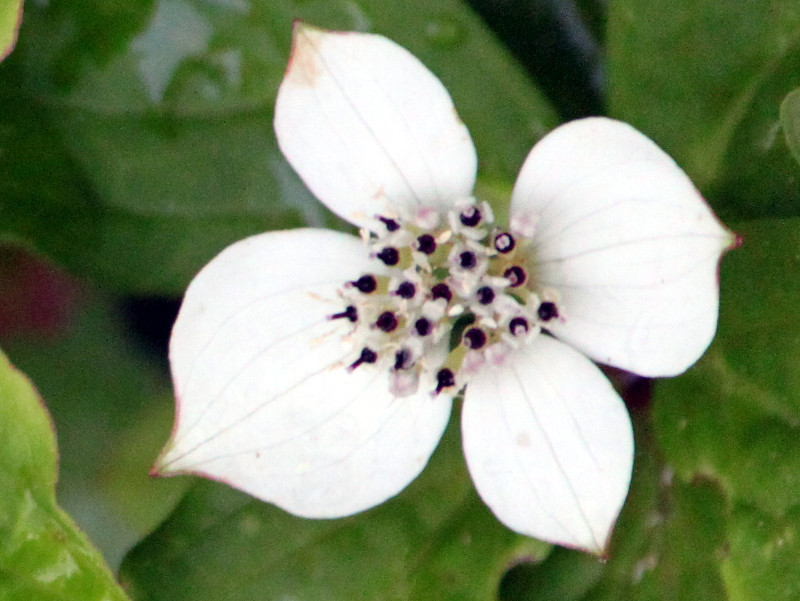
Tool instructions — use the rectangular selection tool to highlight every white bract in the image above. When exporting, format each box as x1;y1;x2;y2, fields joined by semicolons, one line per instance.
156;24;735;555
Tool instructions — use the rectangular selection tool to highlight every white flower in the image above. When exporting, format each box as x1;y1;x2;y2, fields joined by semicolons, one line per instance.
155;24;735;555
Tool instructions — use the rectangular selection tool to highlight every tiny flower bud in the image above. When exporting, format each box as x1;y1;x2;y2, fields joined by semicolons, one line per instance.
459;206;482;227
494;232;515;253
503;265;527;287
509;317;529;336
476;286;495;305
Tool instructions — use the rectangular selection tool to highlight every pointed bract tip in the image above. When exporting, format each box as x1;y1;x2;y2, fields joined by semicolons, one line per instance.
291;20;318;38
284;22;329;87
561;524;615;558
149;455;168;478
290;20;331;49
149;442;180;478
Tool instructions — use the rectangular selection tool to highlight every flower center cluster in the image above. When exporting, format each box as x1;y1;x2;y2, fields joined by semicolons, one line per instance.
330;199;560;398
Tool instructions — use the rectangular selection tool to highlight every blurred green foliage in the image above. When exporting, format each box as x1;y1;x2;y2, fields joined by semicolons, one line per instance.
781;87;800;166
608;0;800;219
0;0;555;295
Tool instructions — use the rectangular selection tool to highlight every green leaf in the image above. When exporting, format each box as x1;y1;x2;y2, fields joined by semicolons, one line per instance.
607;0;800;220
644;219;800;597
500;408;729;601
0;348;130;601
589;477;729;601
653;219;800;515
0;0;556;295
721;504;800;601
779;87;800;166
518;219;800;600
119;417;550;601
0;264;189;567
0;0;22;62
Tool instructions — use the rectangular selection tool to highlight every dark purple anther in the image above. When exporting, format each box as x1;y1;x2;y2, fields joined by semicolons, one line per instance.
459;251;477;269
509;317;529;336
459;206;482;227
376;311;399;332
435;368;456;394
431;283;452;302
349;347;378;370
378;216;400;232
537;302;559;321
377;247;400;266
415;318;432;336
476;286;495;305
463;327;487;349
494;233;515;253
350;275;377;293
395;281;416;299
394;348;413;370
503;266;527;287
416;234;437;255
330;305;358;322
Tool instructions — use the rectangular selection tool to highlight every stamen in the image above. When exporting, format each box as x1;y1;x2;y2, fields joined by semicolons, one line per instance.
509;317;529;336
503;266;527;287
350;347;378;370
494;232;515;253
376;247;400;266
395;281;416;299
431;283;453;302
463;327;487;349
378;216;400;232
394;348;413;370
435;368;456;394
459;206;482;227
330;305;358;322
338;202;547;397
537;302;559;321
414;318;432;336
459;251;477;269
350;275;377;293
375;311;399;332
476;286;495;305
416;234;437;255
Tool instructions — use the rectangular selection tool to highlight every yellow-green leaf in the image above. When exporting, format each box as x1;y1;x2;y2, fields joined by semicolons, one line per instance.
0;348;130;601
0;0;22;62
